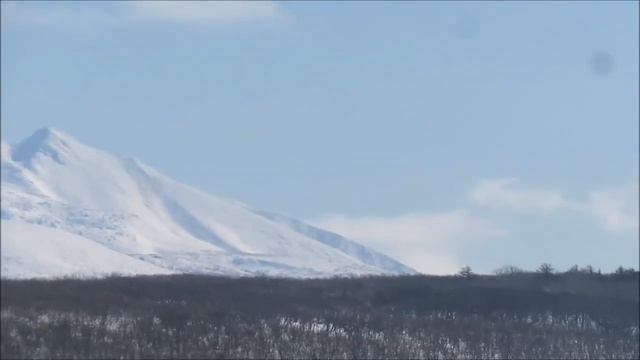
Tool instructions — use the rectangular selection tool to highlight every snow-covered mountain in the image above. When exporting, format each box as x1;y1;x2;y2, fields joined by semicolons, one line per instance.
1;128;415;279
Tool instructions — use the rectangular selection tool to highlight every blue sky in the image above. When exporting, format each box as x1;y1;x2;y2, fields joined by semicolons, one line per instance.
1;1;638;274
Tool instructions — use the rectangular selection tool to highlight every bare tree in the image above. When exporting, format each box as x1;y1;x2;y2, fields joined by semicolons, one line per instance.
537;263;554;276
2;273;638;359
566;265;579;273
495;265;524;276
458;266;475;279
581;265;594;274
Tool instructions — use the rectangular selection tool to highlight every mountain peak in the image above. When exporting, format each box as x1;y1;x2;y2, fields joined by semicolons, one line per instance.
11;127;80;165
30;127;73;143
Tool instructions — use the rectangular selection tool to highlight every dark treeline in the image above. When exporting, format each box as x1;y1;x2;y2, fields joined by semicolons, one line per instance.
1;271;638;359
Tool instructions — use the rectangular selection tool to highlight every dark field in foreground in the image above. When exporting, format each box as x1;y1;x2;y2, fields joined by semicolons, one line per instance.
1;272;638;359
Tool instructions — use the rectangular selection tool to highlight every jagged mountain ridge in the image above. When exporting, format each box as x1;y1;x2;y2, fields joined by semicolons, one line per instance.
1;128;415;278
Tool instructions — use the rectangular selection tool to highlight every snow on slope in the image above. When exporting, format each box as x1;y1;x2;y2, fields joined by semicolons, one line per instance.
253;210;413;274
1;220;172;279
1;128;415;279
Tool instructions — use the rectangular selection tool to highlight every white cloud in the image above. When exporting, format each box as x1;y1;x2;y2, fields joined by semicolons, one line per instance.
1;2;94;26
587;183;639;236
310;179;637;275
309;210;508;275
129;1;284;24
470;178;639;237
1;1;284;27
469;178;576;213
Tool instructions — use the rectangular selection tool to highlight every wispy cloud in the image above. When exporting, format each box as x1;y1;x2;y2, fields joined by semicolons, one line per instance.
587;183;639;236
311;179;637;275
309;210;508;275
469;178;577;213
470;178;639;237
1;1;285;27
129;1;284;24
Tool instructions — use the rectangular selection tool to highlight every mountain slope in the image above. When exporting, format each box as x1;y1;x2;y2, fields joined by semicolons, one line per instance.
1;128;415;278
1;221;172;279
